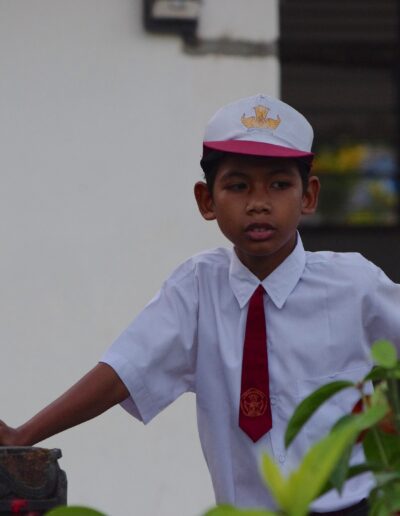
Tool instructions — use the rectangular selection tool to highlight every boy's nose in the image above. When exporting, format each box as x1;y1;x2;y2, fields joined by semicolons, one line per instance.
246;195;271;214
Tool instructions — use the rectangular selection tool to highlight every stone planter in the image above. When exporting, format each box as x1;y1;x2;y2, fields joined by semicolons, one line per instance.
0;447;67;515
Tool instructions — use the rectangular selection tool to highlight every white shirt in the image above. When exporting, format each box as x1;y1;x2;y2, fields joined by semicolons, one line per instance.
100;236;400;511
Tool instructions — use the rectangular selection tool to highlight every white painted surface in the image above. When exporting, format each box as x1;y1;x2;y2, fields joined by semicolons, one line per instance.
0;1;279;514
198;0;278;41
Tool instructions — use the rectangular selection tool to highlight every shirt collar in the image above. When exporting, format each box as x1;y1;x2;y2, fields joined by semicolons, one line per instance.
229;234;306;309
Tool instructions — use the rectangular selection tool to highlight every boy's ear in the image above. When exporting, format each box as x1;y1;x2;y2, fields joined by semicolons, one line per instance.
301;175;320;215
194;181;216;220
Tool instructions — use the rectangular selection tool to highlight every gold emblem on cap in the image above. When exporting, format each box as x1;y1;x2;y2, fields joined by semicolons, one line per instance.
241;105;281;130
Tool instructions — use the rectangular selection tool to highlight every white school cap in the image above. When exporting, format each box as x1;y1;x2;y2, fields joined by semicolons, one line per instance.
203;94;314;161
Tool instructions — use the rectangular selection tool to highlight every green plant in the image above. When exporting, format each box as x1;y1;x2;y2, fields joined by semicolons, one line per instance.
205;340;400;516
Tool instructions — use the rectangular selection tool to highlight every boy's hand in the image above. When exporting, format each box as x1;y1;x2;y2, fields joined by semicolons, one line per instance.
0;420;22;446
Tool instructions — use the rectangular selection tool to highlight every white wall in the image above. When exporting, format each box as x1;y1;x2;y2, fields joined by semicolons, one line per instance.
0;1;279;515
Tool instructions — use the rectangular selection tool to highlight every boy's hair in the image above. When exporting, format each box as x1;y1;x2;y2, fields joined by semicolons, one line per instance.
200;151;312;194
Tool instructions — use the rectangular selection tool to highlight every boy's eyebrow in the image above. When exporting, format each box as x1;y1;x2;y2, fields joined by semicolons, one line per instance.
219;170;248;180
268;168;298;177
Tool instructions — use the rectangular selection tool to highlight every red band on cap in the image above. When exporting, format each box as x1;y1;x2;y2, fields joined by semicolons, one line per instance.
203;140;314;160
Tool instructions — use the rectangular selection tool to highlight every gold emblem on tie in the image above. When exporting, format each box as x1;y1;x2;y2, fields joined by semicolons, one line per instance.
240;388;268;417
241;105;281;130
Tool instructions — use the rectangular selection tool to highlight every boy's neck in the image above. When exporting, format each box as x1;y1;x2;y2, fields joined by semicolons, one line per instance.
234;234;297;281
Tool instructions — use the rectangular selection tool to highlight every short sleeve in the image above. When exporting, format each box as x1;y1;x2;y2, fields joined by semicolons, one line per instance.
100;263;198;424
363;262;400;355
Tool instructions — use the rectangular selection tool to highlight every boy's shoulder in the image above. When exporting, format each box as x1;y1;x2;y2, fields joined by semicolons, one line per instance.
165;247;232;285
306;248;372;263
304;248;379;282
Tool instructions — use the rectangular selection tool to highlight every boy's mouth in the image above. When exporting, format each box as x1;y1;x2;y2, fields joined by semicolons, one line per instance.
245;223;275;241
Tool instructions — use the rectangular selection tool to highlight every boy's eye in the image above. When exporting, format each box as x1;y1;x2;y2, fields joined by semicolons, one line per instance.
226;182;247;191
271;181;291;190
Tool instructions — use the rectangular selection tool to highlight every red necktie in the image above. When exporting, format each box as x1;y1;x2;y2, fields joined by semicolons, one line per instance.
239;285;272;442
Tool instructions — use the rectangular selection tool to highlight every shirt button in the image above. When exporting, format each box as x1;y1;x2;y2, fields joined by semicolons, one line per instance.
278;454;286;463
270;395;277;405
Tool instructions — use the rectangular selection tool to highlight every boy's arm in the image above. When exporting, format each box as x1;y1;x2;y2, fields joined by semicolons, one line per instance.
0;363;129;446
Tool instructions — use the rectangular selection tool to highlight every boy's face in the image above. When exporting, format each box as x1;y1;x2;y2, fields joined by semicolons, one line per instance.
194;155;320;279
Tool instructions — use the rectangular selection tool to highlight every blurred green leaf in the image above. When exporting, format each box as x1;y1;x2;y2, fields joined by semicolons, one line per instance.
393;365;400;379
284;381;354;448
371;382;390;406
363;429;400;466
319;463;372;498
283;422;360;516
386;378;400;424
371;340;398;369
363;431;385;466
369;497;390;516
286;402;388;515
356;400;389;430
328;441;355;493
260;454;287;509
45;507;107;516
384;481;400;510
364;366;390;382
331;414;356;432
374;472;400;487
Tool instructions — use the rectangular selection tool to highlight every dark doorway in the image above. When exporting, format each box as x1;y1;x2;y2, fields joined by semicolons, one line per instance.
279;0;400;280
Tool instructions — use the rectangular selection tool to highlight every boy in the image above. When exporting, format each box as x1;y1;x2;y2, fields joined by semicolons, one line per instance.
0;94;399;514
